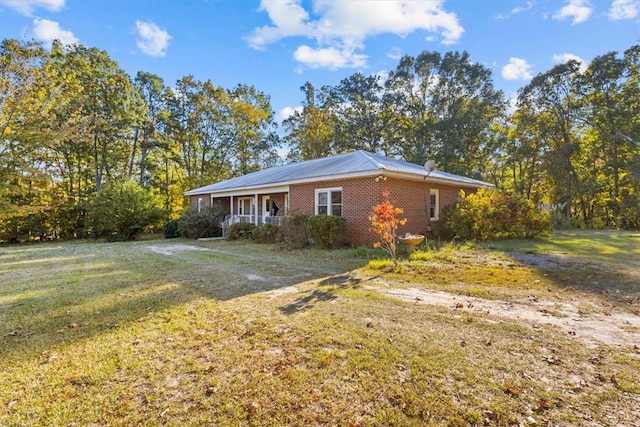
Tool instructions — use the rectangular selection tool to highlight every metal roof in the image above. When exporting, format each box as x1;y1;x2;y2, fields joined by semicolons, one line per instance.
184;150;492;196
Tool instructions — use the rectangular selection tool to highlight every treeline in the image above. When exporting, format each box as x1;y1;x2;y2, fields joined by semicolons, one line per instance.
283;47;640;228
1;39;280;241
1;39;639;242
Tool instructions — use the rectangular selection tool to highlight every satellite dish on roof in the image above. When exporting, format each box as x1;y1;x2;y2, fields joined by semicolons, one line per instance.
424;160;436;172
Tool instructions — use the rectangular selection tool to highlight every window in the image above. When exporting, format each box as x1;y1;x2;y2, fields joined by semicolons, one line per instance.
237;197;254;216
429;189;439;221
197;197;203;213
315;188;342;216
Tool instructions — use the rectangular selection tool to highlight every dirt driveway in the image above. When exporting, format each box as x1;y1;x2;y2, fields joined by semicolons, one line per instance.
148;243;640;350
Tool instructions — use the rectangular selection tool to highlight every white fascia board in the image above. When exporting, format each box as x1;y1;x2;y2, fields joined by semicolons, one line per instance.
202;185;290;198
383;171;492;188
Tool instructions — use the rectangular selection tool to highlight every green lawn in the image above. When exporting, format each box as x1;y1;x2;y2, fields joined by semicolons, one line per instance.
1;232;639;426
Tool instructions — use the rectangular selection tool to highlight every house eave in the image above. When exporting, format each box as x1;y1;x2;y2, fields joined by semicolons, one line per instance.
383;170;493;188
184;170;385;197
185;184;291;198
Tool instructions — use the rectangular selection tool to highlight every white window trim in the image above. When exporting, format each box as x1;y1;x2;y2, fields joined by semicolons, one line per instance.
315;187;343;216
430;189;440;221
237;197;255;216
197;197;203;213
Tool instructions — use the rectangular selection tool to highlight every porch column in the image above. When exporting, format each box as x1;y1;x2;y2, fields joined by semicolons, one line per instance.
254;193;259;226
230;195;234;217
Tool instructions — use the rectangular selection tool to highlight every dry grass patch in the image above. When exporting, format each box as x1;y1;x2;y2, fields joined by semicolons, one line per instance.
1;233;639;426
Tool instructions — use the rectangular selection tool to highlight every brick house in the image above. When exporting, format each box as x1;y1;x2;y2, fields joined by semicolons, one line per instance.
184;150;492;246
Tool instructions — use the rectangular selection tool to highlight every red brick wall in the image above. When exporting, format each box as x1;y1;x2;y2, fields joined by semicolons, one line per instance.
191;180;479;246
290;177;381;245
291;177;477;246
189;195;212;211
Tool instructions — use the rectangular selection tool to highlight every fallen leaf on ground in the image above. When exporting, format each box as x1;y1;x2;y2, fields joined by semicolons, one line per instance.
504;382;520;396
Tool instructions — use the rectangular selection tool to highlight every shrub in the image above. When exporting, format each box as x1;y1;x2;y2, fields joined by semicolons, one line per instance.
307;215;347;249
227;222;256;240
163;219;180;239
251;224;282;243
444;188;552;240
86;180;165;241
178;205;225;238
280;213;310;249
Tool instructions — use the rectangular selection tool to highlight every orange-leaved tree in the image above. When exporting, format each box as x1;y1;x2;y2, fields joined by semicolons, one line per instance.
369;193;407;263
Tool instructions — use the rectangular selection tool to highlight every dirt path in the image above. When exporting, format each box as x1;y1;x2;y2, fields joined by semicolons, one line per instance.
371;282;640;348
149;243;639;348
147;244;213;256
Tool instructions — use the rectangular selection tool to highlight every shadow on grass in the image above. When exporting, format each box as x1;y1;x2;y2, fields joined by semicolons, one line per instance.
0;239;368;361
278;273;363;315
279;289;338;315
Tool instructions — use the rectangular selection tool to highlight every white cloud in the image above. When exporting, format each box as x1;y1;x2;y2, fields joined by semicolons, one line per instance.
502;57;533;81
496;0;535;19
135;20;171;57
277;106;302;123
512;1;535;15
608;0;639;19
387;47;403;61
552;53;587;72
32;18;78;46
294;45;367;69
505;94;519;116
553;0;593;24
0;0;64;16
247;0;464;70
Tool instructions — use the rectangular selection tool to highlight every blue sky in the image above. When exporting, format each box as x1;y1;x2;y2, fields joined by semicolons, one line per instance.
1;0;639;124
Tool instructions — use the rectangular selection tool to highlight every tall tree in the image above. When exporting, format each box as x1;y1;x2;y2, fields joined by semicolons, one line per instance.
132;71;166;187
164;77;279;188
47;42;147;191
226;83;279;175
383;51;441;164
383;50;505;175
331;73;388;154
579;51;629;222
283;82;336;161
164;76;208;189
516;60;583;219
430;51;506;176
0;39;52;240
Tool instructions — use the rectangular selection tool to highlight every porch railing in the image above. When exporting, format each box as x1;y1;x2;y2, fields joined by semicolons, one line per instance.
220;215;285;237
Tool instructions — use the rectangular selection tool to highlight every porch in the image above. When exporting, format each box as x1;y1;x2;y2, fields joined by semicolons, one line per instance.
220;214;286;237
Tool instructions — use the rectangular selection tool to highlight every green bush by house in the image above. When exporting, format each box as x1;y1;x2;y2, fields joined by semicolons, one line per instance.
307;214;347;249
445;188;553;240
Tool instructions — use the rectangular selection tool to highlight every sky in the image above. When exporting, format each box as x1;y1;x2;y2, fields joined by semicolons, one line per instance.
1;0;639;125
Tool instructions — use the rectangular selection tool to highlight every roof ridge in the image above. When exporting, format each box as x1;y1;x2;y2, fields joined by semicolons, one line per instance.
357;150;386;169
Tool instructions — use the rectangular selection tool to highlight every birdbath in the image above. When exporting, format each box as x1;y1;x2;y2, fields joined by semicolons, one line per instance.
398;234;425;254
